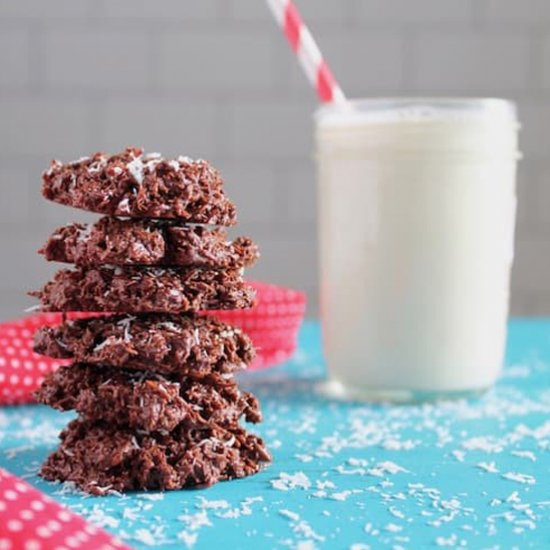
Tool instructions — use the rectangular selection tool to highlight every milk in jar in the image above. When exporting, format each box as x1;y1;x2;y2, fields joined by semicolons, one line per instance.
315;98;519;401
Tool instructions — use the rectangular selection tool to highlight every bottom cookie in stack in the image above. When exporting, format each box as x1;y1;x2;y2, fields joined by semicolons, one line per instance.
41;419;270;495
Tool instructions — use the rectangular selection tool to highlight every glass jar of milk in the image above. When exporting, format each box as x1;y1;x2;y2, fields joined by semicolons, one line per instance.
316;98;519;402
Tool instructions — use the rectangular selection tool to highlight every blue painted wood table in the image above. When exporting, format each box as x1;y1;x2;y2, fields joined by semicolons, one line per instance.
1;320;550;549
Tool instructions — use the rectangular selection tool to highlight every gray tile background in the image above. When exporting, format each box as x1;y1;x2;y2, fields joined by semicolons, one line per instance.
0;0;549;319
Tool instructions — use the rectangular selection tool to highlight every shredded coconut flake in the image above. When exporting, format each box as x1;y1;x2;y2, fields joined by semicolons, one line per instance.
279;509;300;522
134;529;156;546
178;510;212;531
127;157;144;184
502;472;536;485
178;531;198;548
197;498;230;510
511;450;536;461
368;461;409;477
451;450;466;462
271;472;311;491
477;461;499;473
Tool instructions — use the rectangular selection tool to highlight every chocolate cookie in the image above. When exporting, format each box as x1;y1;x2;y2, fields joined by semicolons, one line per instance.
35;364;261;432
40;419;271;495
42;148;236;225
34;313;254;376
40;217;259;269
30;266;255;313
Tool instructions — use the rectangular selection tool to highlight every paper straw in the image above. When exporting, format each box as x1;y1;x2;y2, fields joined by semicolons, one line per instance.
266;0;347;105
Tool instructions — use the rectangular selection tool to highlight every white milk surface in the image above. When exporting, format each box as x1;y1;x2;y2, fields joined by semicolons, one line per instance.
316;99;519;400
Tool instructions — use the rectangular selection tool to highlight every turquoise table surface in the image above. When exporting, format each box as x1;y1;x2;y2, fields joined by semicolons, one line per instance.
1;320;550;549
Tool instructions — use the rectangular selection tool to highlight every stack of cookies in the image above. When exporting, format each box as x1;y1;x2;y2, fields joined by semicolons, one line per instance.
31;148;270;495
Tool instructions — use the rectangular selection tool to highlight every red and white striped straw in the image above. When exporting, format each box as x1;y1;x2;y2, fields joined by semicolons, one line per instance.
266;0;347;105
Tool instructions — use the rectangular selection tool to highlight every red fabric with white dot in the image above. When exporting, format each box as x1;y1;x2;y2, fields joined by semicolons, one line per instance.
0;468;131;550
0;281;306;406
215;281;307;370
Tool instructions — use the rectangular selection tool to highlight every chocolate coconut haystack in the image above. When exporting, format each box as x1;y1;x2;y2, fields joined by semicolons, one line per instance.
32;148;270;495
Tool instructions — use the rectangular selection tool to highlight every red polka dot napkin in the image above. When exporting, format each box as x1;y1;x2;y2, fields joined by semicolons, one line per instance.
0;281;306;406
0;468;130;550
215;281;307;369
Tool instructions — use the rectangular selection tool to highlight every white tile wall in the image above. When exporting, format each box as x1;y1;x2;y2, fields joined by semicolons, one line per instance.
0;0;90;18
413;32;530;92
99;99;219;158
0;28;30;88
102;0;219;20
517;102;550;160
535;166;550;227
0;99;91;156
482;0;550;23
227;99;313;160
219;162;280;225
0;0;549;320
357;0;475;23
289;30;404;94
43;28;153;92
158;30;276;92
542;37;550;90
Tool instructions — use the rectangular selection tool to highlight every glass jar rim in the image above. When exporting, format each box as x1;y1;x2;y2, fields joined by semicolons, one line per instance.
316;97;517;128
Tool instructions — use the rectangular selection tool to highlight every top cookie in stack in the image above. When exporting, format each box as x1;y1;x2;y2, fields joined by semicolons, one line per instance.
42;147;236;224
32;148;270;495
